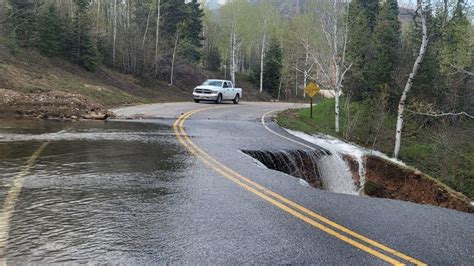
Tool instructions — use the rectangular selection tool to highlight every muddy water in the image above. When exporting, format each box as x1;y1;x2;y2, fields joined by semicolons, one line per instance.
0;119;193;263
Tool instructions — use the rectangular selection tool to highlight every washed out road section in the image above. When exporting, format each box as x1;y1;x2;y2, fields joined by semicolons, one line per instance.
0;102;472;264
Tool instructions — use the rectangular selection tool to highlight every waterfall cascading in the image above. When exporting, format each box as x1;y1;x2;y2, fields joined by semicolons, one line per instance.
315;154;358;195
242;148;358;195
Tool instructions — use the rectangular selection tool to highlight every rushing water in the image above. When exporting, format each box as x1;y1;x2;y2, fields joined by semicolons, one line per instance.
284;129;409;194
242;150;330;188
0;119;194;263
243;147;358;195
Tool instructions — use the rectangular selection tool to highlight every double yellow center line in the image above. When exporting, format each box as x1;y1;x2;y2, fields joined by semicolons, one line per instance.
173;107;426;266
0;142;49;265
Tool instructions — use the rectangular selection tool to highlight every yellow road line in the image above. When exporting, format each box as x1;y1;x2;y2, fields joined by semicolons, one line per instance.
0;142;49;264
260;110;427;265
173;107;426;265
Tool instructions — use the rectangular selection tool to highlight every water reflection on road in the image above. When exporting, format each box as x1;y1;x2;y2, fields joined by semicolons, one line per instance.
0;119;192;263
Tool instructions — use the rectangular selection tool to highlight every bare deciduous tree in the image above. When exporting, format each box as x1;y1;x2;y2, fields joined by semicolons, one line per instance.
393;0;429;158
112;0;117;65
154;0;161;76
307;0;352;134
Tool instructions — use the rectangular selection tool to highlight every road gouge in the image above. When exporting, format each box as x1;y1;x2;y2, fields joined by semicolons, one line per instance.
173;106;426;266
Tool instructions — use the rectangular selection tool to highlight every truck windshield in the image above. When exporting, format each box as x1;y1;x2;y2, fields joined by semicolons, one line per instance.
203;80;223;87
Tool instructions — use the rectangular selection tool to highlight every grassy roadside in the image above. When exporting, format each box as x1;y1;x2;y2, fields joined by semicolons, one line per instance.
276;98;474;199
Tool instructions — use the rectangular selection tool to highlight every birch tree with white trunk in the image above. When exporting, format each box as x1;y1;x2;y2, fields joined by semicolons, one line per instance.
142;6;151;66
229;4;239;86
256;1;276;93
112;0;117;65
393;0;429;158
169;25;181;86
259;22;267;93
154;0;161;76
307;0;352;134
297;42;315;98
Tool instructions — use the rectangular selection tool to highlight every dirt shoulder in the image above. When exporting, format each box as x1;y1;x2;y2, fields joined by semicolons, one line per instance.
0;89;113;120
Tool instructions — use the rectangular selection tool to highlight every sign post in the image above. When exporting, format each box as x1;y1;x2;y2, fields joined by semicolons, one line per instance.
304;82;320;119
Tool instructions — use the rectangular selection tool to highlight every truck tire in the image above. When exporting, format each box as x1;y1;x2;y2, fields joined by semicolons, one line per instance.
194;99;200;103
215;94;222;104
233;94;240;104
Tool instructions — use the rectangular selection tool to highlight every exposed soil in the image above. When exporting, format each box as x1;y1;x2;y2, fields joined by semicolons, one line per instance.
355;155;473;213
0;45;271;120
0;89;113;120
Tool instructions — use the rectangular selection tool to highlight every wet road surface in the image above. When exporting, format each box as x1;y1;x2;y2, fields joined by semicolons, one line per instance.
1;102;473;264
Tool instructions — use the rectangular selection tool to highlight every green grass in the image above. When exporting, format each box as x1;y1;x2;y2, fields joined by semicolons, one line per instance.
277;98;474;199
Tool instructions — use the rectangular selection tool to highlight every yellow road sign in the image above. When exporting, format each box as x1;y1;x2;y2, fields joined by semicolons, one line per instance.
304;82;320;98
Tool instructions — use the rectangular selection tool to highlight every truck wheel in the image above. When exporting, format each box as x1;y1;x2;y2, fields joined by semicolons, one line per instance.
215;94;222;104
194;99;200;103
233;94;240;104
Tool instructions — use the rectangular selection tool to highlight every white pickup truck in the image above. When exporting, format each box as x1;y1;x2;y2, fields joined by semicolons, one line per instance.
193;79;242;104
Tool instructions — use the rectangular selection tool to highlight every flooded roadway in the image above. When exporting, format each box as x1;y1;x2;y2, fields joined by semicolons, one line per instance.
0;119;197;263
1;102;473;264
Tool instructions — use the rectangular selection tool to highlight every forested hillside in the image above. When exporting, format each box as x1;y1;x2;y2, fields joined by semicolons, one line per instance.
0;0;269;119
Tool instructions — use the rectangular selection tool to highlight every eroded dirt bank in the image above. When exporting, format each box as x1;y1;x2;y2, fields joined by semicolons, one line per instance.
283;130;473;213
0;89;113;120
363;155;473;213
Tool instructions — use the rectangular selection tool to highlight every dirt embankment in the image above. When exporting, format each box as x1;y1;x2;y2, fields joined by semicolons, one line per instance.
0;46;272;120
344;155;473;213
0;89;113;120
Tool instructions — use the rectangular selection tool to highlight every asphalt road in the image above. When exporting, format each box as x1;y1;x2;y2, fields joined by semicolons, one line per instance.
1;101;473;264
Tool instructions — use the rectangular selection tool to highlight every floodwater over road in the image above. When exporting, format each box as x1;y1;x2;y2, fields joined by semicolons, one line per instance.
0;119;195;263
1;102;472;264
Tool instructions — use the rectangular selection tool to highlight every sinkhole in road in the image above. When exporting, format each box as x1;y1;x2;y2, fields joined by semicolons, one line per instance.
242;149;358;195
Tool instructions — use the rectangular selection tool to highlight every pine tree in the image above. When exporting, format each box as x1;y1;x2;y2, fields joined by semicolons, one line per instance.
161;0;187;38
9;0;41;48
344;0;372;100
263;36;282;98
369;0;401;92
0;0;16;50
205;45;221;71
360;0;379;32
37;4;64;57
185;0;204;48
67;0;99;71
181;0;204;62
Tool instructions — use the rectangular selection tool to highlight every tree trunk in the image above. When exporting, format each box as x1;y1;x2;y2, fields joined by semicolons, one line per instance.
393;3;428;158
277;73;283;101
335;63;341;133
169;30;179;86
154;0;161;76
95;0;100;42
333;10;340;134
112;0;117;65
295;64;298;97
259;30;266;93
231;30;236;86
142;11;151;67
